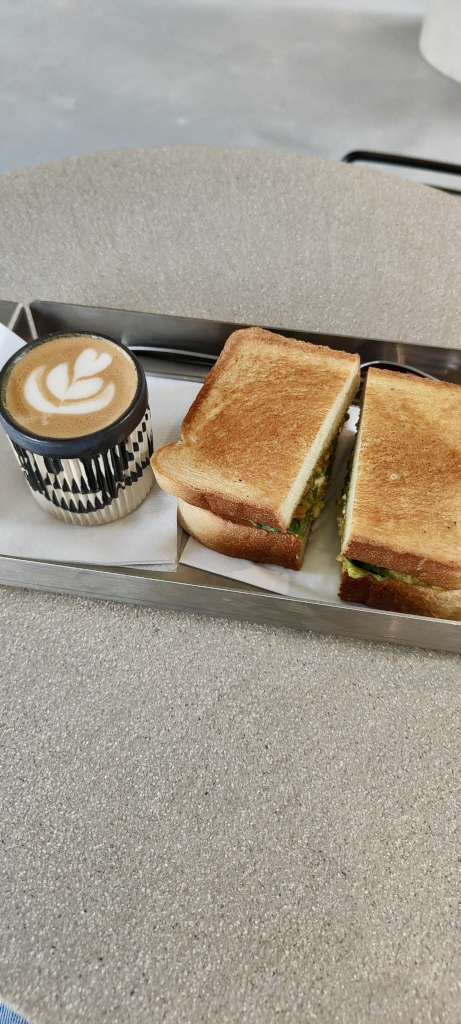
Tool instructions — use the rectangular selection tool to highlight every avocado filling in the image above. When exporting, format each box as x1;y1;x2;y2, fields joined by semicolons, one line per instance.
250;431;340;539
337;556;439;589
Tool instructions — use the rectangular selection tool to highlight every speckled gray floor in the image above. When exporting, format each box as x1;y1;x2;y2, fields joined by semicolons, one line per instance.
0;147;460;347
1;145;461;1023
2;587;461;1024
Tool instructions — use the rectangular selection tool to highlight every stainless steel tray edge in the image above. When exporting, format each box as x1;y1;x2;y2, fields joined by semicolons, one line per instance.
1;555;459;654
27;299;461;387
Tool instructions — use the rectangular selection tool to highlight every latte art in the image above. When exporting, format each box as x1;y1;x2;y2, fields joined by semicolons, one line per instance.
25;349;115;416
3;334;138;439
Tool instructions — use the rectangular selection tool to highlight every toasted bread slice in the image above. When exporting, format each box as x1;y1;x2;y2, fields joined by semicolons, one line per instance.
341;368;461;590
339;568;461;621
153;327;359;530
178;499;308;571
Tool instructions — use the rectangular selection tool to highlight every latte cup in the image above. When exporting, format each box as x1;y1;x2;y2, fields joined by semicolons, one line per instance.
0;331;154;526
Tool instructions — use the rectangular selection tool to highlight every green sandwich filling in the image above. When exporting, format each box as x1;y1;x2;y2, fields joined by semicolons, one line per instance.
250;432;339;539
336;444;442;590
338;556;436;588
335;450;353;541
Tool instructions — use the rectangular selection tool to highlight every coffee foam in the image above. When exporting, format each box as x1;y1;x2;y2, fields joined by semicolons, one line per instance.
3;335;138;439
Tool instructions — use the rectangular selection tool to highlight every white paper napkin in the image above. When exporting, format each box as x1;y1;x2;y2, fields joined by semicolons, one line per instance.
180;406;360;602
0;324;201;569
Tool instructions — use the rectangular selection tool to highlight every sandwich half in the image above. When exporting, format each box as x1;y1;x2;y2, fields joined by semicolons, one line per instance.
338;367;461;620
152;327;360;569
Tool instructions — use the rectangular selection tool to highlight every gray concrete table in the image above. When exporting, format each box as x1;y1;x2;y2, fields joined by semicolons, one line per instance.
1;147;461;1024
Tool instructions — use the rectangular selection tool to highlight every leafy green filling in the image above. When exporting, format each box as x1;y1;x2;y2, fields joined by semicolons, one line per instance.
338;557;442;590
335;449;354;541
287;443;337;538
250;433;339;539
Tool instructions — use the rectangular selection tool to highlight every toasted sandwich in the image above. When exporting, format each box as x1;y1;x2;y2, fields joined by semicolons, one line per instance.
337;367;461;620
152;327;360;570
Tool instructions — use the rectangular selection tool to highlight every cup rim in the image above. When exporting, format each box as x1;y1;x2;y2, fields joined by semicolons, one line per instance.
0;330;149;458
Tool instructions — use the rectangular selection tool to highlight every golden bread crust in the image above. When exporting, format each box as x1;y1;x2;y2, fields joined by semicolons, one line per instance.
152;327;359;530
178;499;307;571
342;368;461;589
338;568;461;621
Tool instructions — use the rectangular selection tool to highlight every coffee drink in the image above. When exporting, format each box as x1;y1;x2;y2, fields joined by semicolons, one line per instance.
0;331;154;526
2;333;138;439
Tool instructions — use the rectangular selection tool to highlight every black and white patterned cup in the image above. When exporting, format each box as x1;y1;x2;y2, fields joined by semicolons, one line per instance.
0;332;154;526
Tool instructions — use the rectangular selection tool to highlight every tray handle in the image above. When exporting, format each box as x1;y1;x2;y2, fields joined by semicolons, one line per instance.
342;150;461;196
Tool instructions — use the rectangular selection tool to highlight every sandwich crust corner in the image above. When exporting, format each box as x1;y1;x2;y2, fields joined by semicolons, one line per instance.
178;499;308;571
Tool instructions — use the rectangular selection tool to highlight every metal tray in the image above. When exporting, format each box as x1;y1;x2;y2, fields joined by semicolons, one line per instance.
0;299;29;335
1;299;461;654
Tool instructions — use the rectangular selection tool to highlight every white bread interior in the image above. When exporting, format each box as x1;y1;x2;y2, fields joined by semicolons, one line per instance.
279;365;358;526
342;405;364;549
